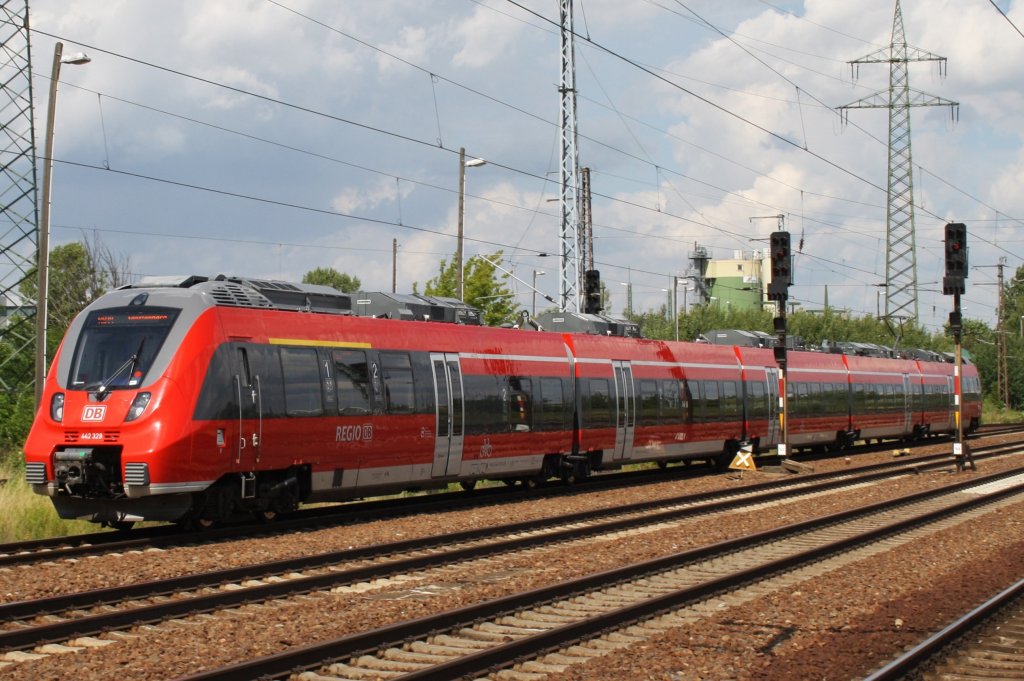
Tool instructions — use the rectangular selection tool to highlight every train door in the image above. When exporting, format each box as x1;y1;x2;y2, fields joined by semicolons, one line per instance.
430;353;465;477
612;361;635;461
765;367;780;447
233;345;263;471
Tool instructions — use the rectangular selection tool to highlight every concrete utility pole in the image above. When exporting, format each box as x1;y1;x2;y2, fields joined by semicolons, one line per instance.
997;259;1009;408
839;0;958;324
36;41;91;407
456;147;485;301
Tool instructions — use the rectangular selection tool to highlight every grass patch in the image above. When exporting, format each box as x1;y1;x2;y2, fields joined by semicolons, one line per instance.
0;454;96;542
982;398;1024;425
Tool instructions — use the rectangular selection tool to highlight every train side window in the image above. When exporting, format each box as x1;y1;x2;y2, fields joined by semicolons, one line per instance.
686;379;702;420
380;352;415;414
661;379;681;422
279;347;324;417
748;381;767;419
509;377;532;432
722;381;738;420
334;349;372;415
463;374;504;435
539;377;567;431
704;381;720;421
638;380;659;425
588;378;613;427
808;383;820;415
237;347;252;387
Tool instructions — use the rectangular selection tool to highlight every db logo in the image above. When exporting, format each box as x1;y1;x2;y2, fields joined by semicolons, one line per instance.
82;405;107;422
336;424;373;442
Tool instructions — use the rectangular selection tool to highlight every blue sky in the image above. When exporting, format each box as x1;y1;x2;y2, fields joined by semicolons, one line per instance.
26;0;1024;332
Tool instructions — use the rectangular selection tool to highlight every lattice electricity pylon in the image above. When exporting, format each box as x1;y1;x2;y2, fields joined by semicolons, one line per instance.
0;0;38;393
558;0;581;313
839;0;958;324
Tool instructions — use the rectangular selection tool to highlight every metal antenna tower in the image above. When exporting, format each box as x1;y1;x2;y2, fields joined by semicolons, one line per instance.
839;0;958;323
558;0;581;313
0;0;38;392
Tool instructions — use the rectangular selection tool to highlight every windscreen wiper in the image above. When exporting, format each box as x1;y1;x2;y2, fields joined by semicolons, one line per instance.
92;338;146;398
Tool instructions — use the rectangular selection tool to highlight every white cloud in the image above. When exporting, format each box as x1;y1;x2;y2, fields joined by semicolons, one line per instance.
451;4;527;69
23;0;1024;328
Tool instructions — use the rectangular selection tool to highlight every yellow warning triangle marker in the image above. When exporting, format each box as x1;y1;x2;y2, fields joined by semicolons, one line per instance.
729;448;757;472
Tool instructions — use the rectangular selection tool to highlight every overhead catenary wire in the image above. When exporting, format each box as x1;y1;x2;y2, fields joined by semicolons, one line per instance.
9;5;1017;327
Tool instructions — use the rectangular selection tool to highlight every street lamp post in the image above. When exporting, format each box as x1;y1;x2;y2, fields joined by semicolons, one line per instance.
619;281;632;317
456;147;486;301
36;42;90;408
532;270;545;316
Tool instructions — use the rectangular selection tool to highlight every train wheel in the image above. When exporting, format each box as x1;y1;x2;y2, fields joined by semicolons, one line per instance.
657;460;668;470
107;521;135;532
522;476;544;490
194;516;218;531
460;480;477;492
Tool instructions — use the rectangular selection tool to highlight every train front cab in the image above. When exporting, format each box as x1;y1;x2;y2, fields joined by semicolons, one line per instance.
23;289;216;526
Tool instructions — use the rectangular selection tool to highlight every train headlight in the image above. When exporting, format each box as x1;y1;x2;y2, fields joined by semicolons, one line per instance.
50;393;64;422
125;392;152;422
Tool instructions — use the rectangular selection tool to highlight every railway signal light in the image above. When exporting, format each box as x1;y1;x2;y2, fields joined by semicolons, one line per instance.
948;310;962;338
773;315;787;369
767;231;791;301
584;269;602;314
943;222;967;295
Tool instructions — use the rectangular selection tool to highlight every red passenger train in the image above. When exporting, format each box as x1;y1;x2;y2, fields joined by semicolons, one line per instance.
23;276;982;527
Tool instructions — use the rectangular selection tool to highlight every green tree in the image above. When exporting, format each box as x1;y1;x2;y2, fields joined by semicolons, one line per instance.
2;237;131;452
20;241;123;362
302;267;361;292
420;251;516;326
982;265;1024;409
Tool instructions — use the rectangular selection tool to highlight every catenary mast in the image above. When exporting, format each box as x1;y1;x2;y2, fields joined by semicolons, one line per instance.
558;0;581;312
839;0;958;324
0;0;38;392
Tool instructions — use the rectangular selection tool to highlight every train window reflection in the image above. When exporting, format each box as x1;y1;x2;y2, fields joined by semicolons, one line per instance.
69;307;179;390
380;352;415;414
334;350;372;415
280;347;323;417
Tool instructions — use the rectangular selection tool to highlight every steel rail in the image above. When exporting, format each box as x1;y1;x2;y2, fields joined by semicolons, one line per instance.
166;467;1024;680
863;576;1024;681
3;456;1022;654
5;439;1020;625
2;428;1016;569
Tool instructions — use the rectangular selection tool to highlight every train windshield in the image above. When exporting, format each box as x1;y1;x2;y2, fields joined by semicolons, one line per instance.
68;307;180;391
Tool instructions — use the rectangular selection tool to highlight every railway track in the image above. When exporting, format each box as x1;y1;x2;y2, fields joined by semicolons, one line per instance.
865;577;1024;681
1;443;1020;662
174;466;1024;680
3;426;1018;569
